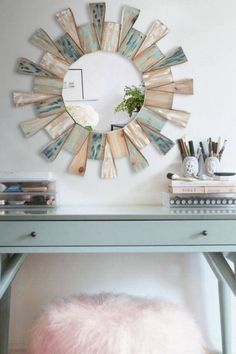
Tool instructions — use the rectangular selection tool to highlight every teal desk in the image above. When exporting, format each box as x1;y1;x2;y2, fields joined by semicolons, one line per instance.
0;206;236;354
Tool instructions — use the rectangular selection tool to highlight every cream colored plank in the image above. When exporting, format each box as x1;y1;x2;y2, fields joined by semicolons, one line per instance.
101;22;120;52
143;68;173;89
135;20;168;57
124;119;150;149
146;106;190;127
55;8;81;48
124;134;149;172
13;92;57;107
144;90;173;109
101;140;117;179
119;5;140;46
40;53;70;79
154;79;193;94
64;124;89;154
107;129;128;158
69;136;89;176
45;111;75;139
133;45;164;73
137;106;166;131
30;28;65;60
118;28;145;59
33;77;63;95
89;3;106;46
20;115;57;138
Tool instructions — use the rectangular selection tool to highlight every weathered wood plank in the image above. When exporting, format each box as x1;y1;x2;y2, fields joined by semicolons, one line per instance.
13;92;57;106
41;128;73;161
30;28;65;60
107;129;128;158
143;68;173;89
119;28;145;59
125;134;149;172
64;124;89;154
101;139;117;179
40;53;70;79
133;45;164;73
77;23;100;53
20;115;57;138
87;132;106;160
89;3;106;46
135;20;168;57
45;111;75;139
55;8;81;48
146;106;190;127
149;47;187;71
124;119;150;149
154;79;193;94
56;33;84;64
136;107;166;131
33;77;63;95
35;96;65;117
101;22;120;52
138;121;174;154
144;90;173;109
119;6;140;46
69;136;89;176
16;58;55;78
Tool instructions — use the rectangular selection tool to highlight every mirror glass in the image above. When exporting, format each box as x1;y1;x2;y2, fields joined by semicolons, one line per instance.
62;51;142;132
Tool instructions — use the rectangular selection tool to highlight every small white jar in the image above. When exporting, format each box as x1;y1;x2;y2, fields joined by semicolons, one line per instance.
204;157;220;176
182;156;199;177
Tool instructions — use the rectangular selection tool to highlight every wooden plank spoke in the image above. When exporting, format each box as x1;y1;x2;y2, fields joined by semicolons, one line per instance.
143;68;173;89
144;90;174;109
55;8;81;48
124;134;149;172
119;5;140;46
87;132;106;160
56;33;84;64
124;119;150;149
45;111;75;139
35;96;65;117
133;45;164;73
135;20;168;57
119;28;145;59
146;106;190;127
20;115;58;138
137;106;166;131
101;139;117;179
107;129;128;158
16;58;55;78
89;2;106;46
77;23;100;53
30;28;65;60
101;22;120;52
41;127;73;161
138;121;175;154
13;92;57;107
40;53;70;79
154;79;194;94
64;124;89;154
33;77;63;95
69;136;89;176
149;47;187;71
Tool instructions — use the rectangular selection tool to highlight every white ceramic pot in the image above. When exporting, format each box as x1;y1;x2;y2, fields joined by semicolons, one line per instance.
182;156;199;177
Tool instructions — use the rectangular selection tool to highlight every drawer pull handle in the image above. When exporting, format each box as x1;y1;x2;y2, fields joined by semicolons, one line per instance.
201;230;208;236
30;231;37;238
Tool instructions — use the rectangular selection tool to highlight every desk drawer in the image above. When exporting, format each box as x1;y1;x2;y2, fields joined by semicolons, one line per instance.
0;220;236;247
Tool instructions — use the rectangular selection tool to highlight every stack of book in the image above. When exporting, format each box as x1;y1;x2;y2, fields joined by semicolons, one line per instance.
165;179;236;207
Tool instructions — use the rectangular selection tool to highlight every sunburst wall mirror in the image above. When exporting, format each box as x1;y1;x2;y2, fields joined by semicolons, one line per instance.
13;3;193;179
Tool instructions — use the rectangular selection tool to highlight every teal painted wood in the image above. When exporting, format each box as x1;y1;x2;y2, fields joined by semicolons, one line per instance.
125;135;149;172
30;28;64;60
88;132;106;160
133;45;164;72
33;77;63;95
140;123;174;154
35;96;65;117
64;124;89;154
78;23;100;53
0;287;11;354
20;115;57;138
218;281;232;354
41;128;73;161
119;28;145;59
16;58;55;78
150;47;187;71
89;2;106;45
136;107;166;132
119;5;140;45
56;33;84;64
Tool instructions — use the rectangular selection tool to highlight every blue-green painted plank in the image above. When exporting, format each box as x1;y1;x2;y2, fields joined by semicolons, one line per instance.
150;47;187;71
119;28;145;59
125;134;149;172
56;33;84;64
89;3;106;45
41;128;73;161
140;123;174;154
88;132;106;160
35;96;65;117
133;45;164;72
119;5;140;45
16;58;55;78
78;23;100;53
136;107;166;132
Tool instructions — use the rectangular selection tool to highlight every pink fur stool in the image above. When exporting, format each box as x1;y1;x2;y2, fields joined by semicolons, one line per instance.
28;293;206;354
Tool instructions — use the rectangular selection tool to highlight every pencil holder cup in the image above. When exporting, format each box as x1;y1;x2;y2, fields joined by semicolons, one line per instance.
204;156;220;176
182;156;199;177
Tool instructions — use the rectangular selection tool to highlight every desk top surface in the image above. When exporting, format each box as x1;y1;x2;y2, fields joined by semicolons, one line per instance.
1;205;236;221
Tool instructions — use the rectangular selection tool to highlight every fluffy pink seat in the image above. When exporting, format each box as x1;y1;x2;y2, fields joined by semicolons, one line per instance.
28;293;206;354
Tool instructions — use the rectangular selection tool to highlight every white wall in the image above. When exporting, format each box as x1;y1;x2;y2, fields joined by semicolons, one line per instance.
0;0;236;352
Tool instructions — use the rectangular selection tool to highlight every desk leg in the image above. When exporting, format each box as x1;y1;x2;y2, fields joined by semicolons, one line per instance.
0;286;11;354
218;280;232;354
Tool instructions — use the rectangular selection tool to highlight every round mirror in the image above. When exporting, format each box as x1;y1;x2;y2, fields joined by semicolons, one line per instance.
62;51;142;132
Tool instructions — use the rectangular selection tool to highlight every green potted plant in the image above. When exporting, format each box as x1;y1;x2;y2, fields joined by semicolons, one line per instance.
115;85;144;117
